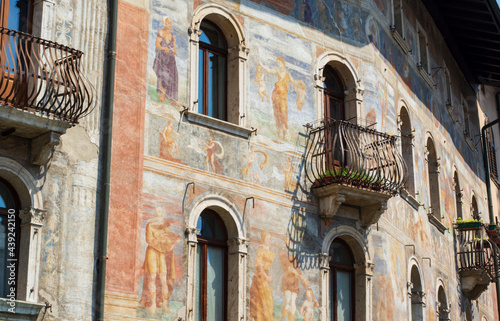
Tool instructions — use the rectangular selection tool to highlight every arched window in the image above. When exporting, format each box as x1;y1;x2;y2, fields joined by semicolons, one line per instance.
426;137;441;221
198;20;228;121
195;210;228;321
454;172;463;220
409;265;424;321
329;239;354;321
399;106;414;195
471;196;479;220
0;178;20;298
437;286;449;320
323;65;345;121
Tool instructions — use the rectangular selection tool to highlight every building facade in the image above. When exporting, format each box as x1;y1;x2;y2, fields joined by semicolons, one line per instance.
0;0;107;320
3;0;500;321
103;0;500;321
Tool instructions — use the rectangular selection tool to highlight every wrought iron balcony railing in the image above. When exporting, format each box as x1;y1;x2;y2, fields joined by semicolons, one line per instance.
305;119;406;194
456;224;496;280
0;27;94;124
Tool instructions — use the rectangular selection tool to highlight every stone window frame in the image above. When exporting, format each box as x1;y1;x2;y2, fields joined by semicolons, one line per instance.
398;101;418;204
425;133;446;232
407;258;427;321
184;193;248;321
453;169;463;221
320;225;373;321
187;4;253;139
314;52;364;125
436;279;450;321
0;157;46;315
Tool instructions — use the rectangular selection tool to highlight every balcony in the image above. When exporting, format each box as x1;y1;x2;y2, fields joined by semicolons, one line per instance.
455;223;496;300
305;119;406;226
0;27;94;164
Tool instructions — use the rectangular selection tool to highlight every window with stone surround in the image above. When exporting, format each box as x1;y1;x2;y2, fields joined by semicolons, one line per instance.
408;263;425;321
329;239;354;321
399;105;415;195
426;136;442;224
453;171;463;220
188;4;252;138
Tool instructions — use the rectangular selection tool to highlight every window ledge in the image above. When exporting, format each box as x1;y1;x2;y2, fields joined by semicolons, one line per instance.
464;134;477;150
446;103;458;123
418;66;435;88
391;29;410;53
0;299;45;320
400;189;421;210
427;212;447;233
184;110;256;139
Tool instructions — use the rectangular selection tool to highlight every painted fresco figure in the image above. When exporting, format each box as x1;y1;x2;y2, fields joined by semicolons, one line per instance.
160;121;183;162
139;208;181;314
203;136;224;174
153;17;180;106
282;157;297;191
279;236;308;321
259;58;304;139
254;63;270;102
250;231;275;321
241;146;269;184
299;288;319;321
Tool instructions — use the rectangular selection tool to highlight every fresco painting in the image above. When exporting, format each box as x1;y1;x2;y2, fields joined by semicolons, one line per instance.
159;121;183;162
258;58;306;139
279;236;309;320
139;207;181;315
250;231;276;321
152;17;180;107
241;146;270;184
203;136;224;174
299;288;319;321
283;157;298;191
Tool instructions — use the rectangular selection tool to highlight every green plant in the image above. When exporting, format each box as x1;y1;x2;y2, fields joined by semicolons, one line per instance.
456;217;483;224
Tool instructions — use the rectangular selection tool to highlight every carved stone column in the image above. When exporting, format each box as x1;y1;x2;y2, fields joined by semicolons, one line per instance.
32;0;55;40
228;238;249;321
354;261;374;321
185;227;199;321
18;207;46;302
319;253;330;321
228;44;249;126
188;27;202;113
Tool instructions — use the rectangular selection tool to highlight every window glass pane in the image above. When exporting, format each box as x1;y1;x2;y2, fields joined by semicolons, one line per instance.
208;52;225;120
198;49;204;114
330;241;352;265
7;0;30;32
197;212;225;240
195;245;202;321
199;21;226;49
336;270;352;321
206;246;224;321
323;66;342;96
0;181;15;209
328;96;343;121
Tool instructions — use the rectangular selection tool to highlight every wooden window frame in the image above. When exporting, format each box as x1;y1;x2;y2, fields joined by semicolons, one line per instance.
329;239;355;321
196;210;228;321
198;21;228;122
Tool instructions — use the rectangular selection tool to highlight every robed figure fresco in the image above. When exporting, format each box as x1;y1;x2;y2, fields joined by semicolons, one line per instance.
250;231;275;321
203;136;224;174
153;17;180;106
139;208;181;314
258;58;305;139
241;146;269;184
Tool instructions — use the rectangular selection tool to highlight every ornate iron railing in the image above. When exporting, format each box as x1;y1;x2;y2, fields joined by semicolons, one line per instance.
0;27;94;124
456;224;496;279
305;119;406;194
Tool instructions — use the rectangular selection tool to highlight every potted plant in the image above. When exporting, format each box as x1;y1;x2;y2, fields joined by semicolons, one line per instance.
456;217;483;230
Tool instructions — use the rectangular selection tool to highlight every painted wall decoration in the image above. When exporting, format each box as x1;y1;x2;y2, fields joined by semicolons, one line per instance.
299;288;319;321
203;136;224;174
139;207;181;315
153;17;180;107
258;58;306;139
159;121;184;162
241;146;269;184
279;236;309;320
250;230;276;321
283;157;298;191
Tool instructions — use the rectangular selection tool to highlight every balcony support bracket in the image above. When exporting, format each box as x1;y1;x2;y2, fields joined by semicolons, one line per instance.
31;132;61;166
460;269;492;300
314;184;392;227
